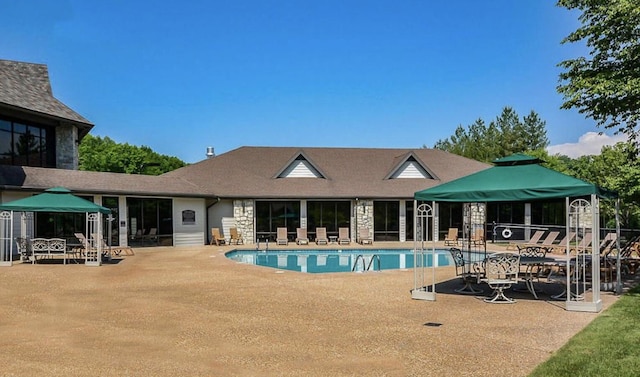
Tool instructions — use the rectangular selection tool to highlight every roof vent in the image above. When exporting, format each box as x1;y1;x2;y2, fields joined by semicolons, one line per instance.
206;146;215;158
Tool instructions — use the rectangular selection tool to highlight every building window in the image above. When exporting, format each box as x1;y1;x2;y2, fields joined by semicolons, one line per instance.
0;117;55;167
127;198;173;247
307;201;351;239
255;201;300;242
374;201;400;241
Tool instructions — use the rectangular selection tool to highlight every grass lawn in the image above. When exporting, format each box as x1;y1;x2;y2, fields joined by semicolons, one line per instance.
529;284;640;377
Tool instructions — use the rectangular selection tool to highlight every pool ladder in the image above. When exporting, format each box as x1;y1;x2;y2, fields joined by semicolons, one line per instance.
352;254;381;272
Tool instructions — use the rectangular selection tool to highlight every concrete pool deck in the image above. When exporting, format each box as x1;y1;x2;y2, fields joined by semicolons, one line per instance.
0;242;631;376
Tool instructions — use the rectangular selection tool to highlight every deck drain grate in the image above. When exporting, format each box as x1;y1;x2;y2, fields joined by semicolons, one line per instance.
424;322;442;327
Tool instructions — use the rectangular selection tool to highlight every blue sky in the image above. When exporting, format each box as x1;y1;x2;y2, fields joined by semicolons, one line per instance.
1;0;623;163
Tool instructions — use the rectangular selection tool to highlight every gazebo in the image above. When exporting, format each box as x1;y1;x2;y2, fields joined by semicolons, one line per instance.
412;154;619;313
0;187;111;267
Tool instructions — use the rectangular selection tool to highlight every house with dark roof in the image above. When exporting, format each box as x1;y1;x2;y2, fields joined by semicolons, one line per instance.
0;59;491;248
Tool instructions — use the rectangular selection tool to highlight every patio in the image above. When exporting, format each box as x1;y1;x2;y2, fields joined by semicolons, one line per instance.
0;243;629;377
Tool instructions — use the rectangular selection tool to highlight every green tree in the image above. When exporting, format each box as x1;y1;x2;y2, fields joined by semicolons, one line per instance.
565;142;640;228
78;134;187;174
557;0;640;141
432;107;549;162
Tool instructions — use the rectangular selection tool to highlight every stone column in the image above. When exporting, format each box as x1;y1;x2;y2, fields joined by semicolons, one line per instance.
234;199;255;244
55;123;79;169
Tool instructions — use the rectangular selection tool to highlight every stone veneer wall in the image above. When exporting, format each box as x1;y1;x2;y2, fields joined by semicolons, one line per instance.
233;199;254;244
55;123;78;170
355;200;374;241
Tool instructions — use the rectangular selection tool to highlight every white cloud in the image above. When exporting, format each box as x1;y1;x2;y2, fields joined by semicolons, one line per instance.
547;132;628;158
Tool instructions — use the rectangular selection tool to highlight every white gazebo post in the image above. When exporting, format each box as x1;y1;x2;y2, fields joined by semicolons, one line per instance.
411;201;436;301
0;211;13;266
85;212;103;267
565;196;602;312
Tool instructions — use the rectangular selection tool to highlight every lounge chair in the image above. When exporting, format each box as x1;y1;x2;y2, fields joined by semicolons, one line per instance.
571;232;593;254
549;232;576;254
619;235;640;274
315;227;328;245
229;227;244;245
444;228;459;246
510;230;545;250
276;227;288;245
531;231;560;251
295;228;309;245
357;227;373;245
471;228;485;246
337;227;350;245
210;228;226;246
145;228;158;242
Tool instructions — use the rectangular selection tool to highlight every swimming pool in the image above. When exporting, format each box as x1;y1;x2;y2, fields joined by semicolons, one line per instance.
225;249;456;273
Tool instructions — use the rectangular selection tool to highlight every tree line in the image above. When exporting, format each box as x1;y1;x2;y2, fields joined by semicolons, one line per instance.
78;134;186;175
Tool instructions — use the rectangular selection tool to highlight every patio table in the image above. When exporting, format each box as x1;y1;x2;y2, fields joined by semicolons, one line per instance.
518;256;558;299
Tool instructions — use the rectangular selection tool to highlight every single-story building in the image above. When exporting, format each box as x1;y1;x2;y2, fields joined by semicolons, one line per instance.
1;59;499;247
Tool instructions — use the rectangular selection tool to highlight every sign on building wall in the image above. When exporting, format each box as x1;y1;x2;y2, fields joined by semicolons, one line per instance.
182;210;196;225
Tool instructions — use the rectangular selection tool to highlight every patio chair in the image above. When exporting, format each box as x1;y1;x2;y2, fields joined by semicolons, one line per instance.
295;228;309;245
15;237;32;262
337;227;350;245
315;227;328;245
481;252;520;304
276;227;288;245
210;228;226;246
448;247;484;294
444;228;458;246
357;227;373;245
229;227;244;245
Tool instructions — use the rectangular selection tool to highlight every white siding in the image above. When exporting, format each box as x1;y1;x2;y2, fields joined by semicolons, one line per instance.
173;198;207;246
174;232;205;246
392;161;429;179
280;160;321;178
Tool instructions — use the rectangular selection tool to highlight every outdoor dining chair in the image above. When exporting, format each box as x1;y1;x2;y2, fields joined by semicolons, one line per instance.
481;252;520;303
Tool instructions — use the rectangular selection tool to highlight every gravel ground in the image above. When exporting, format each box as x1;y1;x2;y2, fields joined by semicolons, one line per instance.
0;243;624;377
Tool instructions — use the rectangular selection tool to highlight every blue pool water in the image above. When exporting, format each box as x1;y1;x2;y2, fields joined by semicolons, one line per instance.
225;249;456;273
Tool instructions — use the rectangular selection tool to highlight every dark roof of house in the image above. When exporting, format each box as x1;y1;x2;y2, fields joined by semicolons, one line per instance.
0;165;213;198
0;59;93;128
163;146;491;199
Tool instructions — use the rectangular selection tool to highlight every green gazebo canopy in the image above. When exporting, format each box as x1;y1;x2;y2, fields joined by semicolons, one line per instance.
415;154;616;202
0;187;111;214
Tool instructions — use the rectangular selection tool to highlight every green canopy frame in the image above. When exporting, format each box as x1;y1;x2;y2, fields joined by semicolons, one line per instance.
0;187;111;267
413;154;621;312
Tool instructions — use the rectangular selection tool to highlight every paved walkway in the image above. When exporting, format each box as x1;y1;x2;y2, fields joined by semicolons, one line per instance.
0;243;628;376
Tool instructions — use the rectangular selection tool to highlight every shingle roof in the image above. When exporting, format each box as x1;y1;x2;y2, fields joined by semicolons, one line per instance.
0;59;93;127
0;165;213;198
163;146;491;199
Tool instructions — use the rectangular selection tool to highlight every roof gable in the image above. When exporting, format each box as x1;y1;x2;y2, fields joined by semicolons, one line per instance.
275;151;327;179
386;152;437;180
